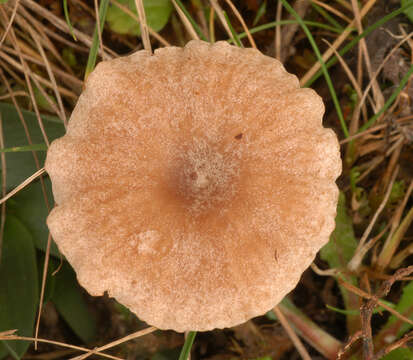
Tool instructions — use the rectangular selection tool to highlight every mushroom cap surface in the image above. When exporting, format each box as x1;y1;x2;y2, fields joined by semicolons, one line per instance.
46;40;342;332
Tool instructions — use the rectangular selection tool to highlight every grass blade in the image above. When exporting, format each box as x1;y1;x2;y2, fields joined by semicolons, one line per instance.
0;144;47;153
280;0;349;137
178;331;196;360
84;0;110;80
172;0;207;41
359;63;413;132
305;3;413;87
63;0;77;41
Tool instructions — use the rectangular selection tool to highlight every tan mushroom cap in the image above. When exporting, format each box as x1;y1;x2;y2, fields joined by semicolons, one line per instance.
46;40;341;332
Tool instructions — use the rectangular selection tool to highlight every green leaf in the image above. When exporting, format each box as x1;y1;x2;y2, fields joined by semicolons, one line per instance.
320;192;357;268
51;261;97;343
8;179;60;257
0;102;64;189
0;102;64;257
107;0;173;36
0;215;38;358
402;0;413;23
381;348;413;360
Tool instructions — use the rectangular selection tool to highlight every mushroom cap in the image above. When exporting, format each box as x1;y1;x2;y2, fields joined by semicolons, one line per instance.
46;40;341;332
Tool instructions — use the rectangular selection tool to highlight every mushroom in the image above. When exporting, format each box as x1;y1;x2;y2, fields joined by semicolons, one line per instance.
45;40;341;332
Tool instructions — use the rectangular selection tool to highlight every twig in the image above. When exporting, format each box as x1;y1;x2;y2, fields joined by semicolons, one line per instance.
372;330;413;360
339;267;413;327
337;331;363;360
273;306;312;360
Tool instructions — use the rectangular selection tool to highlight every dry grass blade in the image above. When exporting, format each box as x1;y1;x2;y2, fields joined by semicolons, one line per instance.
34;232;53;350
0;334;123;360
339;123;388;145
209;0;234;44
0;7;50;146
275;0;282;60
0;49;78;99
0;168;46;205
300;0;378;86
350;0;384;112
72;327;157;360
134;0;152;53
209;6;215;42
0;90;28;100
322;38;364;108
2;44;82;91
312;0;352;23
389;207;413;268
171;0;199;40
0;0;20;47
273;306;312;360
110;0;170;46
27;29;67;125
16;4;74;76
20;0;118;58
348;166;399;272
94;0;105;59
352;30;413;141
223;0;256;48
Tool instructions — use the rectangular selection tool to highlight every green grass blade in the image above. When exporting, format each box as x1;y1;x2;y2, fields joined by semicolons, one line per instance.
178;331;197;360
235;20;345;43
63;0;77;41
1;341;20;360
223;11;242;47
359;63;413;132
173;0;207;41
0;144;47;153
280;0;349;137
305;3;413;87
311;3;344;32
84;0;110;80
